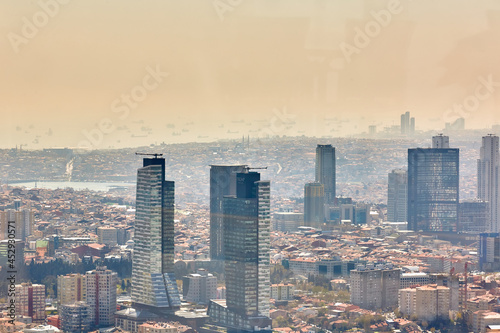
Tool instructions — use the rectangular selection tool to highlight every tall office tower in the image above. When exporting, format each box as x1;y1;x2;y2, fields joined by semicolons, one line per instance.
432;134;450;148
209;165;248;260
387;169;408;222
315;144;336;204
86;266;117;327
304;183;325;229
11;283;46;322
408;140;459;232
57;273;87;306
131;156;181;313
410;117;415;135
478;134;500;232
208;172;272;332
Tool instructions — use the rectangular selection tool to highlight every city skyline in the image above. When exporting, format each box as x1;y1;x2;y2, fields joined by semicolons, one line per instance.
3;1;500;331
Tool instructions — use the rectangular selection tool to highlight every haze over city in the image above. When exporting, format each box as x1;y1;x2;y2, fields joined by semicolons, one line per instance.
1;0;500;148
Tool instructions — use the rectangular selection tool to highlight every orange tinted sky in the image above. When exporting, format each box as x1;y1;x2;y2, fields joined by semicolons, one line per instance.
1;0;500;148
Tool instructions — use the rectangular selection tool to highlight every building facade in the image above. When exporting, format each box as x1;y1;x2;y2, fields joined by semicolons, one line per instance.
387;169;407;222
11;283;46;322
209;165;248;260
270;284;295;301
479;233;500;271
0;209;34;241
131;156;181;312
208;172;272;332
182;268;217;305
408;142;459;232
85;266;117;327
458;200;489;233
398;285;450;322
60;302;91;333
349;264;400;310
57;273;87;306
97;227;118;246
478;135;500;232
304;183;325;229
315;144;336;204
272;212;303;232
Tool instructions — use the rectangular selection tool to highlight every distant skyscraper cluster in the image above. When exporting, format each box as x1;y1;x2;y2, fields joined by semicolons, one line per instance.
400;111;415;136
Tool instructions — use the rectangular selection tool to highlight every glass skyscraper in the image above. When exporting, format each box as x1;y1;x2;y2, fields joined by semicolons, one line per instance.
408;146;459;232
208;172;272;332
478;134;500;232
131;156;181;312
209;165;248;260
315;144;336;204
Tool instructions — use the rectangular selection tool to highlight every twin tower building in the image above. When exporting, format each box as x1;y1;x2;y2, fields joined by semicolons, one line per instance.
131;156;272;332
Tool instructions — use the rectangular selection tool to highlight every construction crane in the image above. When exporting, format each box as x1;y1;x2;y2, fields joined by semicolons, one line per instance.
135;152;163;158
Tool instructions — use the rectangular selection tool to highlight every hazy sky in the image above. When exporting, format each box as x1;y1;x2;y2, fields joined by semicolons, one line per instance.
1;0;500;149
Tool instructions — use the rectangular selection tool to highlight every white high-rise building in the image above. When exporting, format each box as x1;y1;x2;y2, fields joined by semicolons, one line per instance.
131;156;181;312
478;134;500;232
